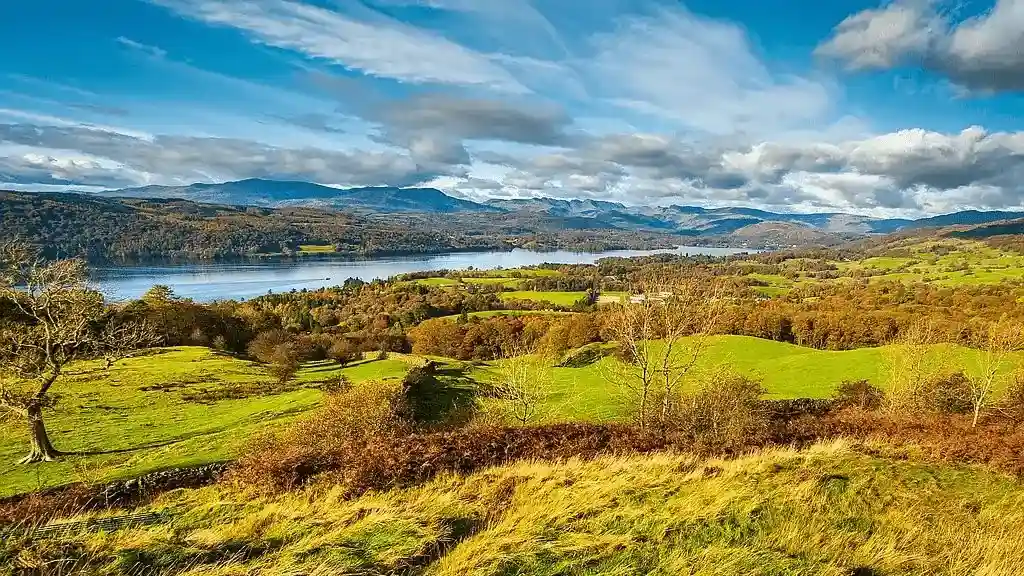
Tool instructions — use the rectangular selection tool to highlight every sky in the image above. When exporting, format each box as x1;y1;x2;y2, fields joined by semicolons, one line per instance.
2;0;1024;217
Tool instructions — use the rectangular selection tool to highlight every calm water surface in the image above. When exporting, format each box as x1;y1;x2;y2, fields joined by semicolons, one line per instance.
92;246;754;302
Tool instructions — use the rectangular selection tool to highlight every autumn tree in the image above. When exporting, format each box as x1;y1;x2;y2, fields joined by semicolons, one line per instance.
967;317;1024;426
604;276;724;430
883;319;954;415
0;242;151;463
248;329;306;384
491;342;553;426
99;315;160;370
328;338;360;366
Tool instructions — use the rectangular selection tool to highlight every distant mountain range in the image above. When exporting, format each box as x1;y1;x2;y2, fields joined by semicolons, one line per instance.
110;179;495;214
99;179;1024;240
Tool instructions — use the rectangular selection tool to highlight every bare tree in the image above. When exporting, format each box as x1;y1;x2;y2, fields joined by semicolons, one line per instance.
603;290;658;429
968;318;1023;427
492;342;553;426
99;317;160;370
656;279;724;424
604;276;725;430
883;319;953;415
0;242;151;463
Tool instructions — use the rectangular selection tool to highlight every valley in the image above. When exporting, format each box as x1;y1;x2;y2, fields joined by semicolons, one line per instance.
6;219;1024;574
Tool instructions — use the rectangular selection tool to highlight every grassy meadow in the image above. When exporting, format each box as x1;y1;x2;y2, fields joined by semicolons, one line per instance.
4;334;1013;496
471;335;1013;422
0;348;413;497
499;290;589;306
9;441;1024;575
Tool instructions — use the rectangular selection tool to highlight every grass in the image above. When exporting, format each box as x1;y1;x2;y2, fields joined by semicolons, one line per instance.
499;291;589;307
471;335;1018;422
462;277;524;288
297;244;336;253
3;334;1017;496
833;239;1024;287
0;348;413;497
437;310;576;321
10;440;1024;575
403;277;460;287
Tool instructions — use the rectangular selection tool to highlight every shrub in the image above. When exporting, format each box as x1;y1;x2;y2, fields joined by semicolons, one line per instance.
247;329;292;362
834;379;885;410
320;374;352;394
230;379;409;491
887;371;973;416
930;372;973;415
327;338;359;366
665;374;767;451
401;366;475;427
998;373;1024;423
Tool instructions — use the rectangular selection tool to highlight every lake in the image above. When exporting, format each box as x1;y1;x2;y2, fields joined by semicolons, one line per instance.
92;246;755;302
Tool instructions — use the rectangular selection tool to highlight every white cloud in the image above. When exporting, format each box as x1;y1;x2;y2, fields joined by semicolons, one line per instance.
815;2;939;69
818;0;1024;91
588;7;835;137
153;0;527;91
116;36;169;59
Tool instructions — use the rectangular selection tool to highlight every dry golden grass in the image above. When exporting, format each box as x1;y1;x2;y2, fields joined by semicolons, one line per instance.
6;440;1024;575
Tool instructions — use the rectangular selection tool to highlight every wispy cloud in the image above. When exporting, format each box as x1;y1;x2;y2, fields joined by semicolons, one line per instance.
152;0;527;91
116;36;169;59
587;7;835;138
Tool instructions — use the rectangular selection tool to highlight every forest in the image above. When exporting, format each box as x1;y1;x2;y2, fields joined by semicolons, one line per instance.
0;190;684;263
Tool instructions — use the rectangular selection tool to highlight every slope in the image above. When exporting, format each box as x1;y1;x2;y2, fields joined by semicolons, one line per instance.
9;442;1024;575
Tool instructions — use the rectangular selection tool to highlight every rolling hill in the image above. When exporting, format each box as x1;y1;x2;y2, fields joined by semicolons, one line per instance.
108;178;497;213
88;179;1024;243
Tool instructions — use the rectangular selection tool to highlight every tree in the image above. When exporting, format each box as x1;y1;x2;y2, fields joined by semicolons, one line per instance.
655;279;724;425
967;317;1023;426
604;292;658;429
0;242;150;463
267;343;301;384
492;342;553;426
248;330;305;384
99;316;160;370
328;338;359;366
883;320;953;415
604;277;724;430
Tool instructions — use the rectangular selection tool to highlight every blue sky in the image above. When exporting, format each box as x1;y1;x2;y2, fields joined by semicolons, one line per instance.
2;0;1024;216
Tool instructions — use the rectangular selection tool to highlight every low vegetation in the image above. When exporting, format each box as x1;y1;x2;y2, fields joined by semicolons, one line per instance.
9;228;1024;573
8;441;1024;575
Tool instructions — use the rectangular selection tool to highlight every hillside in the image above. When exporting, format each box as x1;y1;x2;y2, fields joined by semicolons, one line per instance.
111;178;497;213
9;442;1024;575
0;190;678;262
83;178;1024;243
729;221;841;247
1;336;1005;494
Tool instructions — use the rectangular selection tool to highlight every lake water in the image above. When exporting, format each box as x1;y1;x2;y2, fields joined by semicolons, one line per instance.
92;246;754;302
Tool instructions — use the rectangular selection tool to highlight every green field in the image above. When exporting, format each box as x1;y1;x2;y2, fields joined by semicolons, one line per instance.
472;336;1013;422
1;335;1014;496
12;441;1024;575
499;290;589;306
406;277;460;287
462;277;525;288
438;310;575;321
835;239;1024;286
0;348;412;497
297;244;337;253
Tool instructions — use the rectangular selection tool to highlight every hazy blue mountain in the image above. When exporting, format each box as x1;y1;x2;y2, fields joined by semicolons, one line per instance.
905;210;1024;229
98;179;1023;239
107;178;498;213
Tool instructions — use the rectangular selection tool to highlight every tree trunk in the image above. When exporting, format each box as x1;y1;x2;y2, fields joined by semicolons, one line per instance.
19;404;61;464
